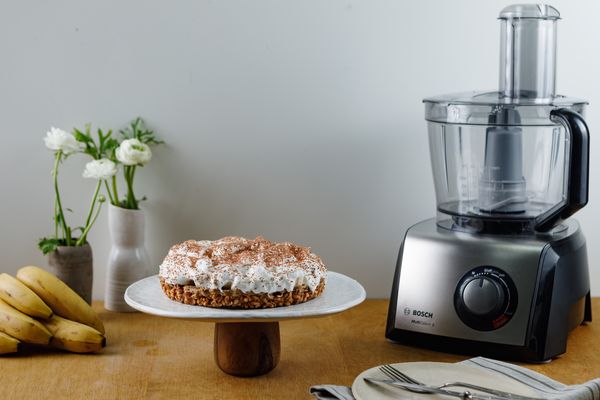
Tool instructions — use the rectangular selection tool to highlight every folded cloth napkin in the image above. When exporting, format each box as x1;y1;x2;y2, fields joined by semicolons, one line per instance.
309;357;600;400
309;385;355;400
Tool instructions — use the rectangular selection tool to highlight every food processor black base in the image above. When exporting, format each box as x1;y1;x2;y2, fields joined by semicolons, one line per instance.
385;218;592;362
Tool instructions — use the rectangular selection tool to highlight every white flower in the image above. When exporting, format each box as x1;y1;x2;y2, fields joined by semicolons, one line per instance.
82;158;118;180
44;127;82;155
115;138;152;166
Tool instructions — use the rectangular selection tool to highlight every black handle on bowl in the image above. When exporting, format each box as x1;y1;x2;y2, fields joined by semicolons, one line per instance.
535;108;590;231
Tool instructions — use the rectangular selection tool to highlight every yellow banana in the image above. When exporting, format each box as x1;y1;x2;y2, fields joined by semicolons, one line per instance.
16;266;105;334
0;299;52;345
0;273;53;319
0;331;20;355
43;315;106;353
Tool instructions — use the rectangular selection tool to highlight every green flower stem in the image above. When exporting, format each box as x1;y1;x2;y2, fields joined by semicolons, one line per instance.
76;199;104;246
104;180;115;204
54;197;58;239
125;165;138;209
83;180;102;229
127;166;134;208
111;175;119;206
124;166;130;207
130;166;137;208
53;152;71;246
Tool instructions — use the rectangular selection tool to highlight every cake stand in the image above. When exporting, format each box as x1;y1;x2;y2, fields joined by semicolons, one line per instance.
124;271;366;377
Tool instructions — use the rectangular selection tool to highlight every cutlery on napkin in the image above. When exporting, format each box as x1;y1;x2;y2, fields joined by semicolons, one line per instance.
309;357;600;400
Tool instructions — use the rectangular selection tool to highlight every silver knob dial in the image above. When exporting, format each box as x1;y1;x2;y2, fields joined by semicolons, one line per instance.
461;277;506;318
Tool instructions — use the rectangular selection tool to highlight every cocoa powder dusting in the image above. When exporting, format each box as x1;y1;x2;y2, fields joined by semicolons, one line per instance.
206;236;312;268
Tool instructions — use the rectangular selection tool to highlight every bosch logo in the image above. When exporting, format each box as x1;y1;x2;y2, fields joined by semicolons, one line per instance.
412;310;434;318
403;308;411;316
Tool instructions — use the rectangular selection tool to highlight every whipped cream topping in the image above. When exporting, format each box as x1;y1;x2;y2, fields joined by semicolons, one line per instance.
159;236;327;294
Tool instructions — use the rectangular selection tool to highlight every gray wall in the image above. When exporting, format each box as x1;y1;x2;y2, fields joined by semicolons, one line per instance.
1;0;598;299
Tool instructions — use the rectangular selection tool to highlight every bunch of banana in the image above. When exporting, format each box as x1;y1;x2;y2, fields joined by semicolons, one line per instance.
0;266;106;355
17;266;105;334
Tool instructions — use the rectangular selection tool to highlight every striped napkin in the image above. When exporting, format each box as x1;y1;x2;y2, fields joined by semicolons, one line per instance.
309;357;600;399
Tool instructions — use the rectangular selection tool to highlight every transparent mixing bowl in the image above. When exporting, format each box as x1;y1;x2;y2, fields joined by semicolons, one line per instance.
425;92;589;234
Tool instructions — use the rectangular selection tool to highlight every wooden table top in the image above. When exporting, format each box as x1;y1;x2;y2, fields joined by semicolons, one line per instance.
2;299;599;399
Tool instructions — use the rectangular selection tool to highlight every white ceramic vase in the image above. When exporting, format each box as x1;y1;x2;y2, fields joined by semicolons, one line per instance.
104;204;152;312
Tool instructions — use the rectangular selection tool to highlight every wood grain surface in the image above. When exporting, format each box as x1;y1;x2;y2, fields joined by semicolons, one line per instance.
1;299;599;399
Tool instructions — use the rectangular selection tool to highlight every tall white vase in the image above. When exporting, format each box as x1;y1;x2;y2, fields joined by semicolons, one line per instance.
105;204;152;312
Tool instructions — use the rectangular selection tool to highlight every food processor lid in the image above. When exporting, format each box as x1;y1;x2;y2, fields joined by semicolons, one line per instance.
424;3;588;126
498;4;560;20
424;91;587;125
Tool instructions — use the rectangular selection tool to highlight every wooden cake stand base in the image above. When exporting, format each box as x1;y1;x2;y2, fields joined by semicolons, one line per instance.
124;272;365;376
214;322;280;376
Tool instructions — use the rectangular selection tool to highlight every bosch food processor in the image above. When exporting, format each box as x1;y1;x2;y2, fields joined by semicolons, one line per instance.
386;4;591;361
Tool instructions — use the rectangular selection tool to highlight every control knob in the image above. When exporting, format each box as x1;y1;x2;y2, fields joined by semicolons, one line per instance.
454;267;517;331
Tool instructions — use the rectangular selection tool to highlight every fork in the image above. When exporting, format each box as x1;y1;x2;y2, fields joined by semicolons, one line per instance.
377;364;542;400
364;378;500;399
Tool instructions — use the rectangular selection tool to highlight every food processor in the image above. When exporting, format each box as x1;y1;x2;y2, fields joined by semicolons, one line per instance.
386;4;591;362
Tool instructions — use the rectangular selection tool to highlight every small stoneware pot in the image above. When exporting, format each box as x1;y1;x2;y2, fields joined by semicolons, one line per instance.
104;204;151;312
47;244;93;304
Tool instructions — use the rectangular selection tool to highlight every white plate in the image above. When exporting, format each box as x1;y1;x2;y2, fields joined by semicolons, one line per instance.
124;271;366;321
352;362;540;400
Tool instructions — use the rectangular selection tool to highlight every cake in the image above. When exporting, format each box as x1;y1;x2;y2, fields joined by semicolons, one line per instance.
159;236;327;308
